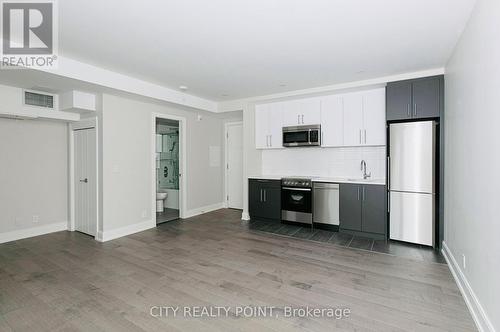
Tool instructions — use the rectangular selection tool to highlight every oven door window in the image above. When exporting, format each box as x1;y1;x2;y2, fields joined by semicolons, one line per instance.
283;131;308;145
282;188;312;213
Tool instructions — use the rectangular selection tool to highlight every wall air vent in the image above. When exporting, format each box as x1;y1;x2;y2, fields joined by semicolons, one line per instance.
24;91;55;109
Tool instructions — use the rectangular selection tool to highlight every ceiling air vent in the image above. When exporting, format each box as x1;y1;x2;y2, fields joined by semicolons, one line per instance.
24;91;54;109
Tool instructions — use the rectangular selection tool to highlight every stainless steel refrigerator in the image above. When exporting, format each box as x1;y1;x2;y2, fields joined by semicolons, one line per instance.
389;121;436;247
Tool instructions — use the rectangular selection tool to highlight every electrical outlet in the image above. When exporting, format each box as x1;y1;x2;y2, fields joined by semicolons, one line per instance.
32;215;39;223
462;254;466;270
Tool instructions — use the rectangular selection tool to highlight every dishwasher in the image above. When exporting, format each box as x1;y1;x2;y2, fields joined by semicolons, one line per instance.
313;183;340;225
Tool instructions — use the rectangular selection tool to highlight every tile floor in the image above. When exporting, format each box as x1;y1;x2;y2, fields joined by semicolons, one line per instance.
156;208;179;224
246;218;446;264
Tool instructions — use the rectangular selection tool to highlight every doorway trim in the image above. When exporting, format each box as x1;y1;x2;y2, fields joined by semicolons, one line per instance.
69;117;99;237
224;121;243;209
152;113;187;222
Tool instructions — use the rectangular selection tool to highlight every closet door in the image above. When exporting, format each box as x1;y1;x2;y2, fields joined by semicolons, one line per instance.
74;128;97;236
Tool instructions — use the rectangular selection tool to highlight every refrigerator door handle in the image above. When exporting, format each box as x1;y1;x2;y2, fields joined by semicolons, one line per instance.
387;192;390;212
387;156;390;189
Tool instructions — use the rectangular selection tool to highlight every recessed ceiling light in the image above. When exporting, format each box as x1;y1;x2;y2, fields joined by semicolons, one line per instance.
179;85;188;91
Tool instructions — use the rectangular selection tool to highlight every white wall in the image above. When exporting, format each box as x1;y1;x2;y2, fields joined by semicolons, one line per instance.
241;104;262;219
444;0;499;330
100;94;241;233
0;117;68;240
262;146;385;179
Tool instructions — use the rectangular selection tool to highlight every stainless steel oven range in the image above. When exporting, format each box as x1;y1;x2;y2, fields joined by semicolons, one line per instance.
281;177;313;224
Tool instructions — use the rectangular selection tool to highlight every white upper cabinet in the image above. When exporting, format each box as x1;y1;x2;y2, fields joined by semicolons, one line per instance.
343;91;364;146
282;98;321;126
255;87;385;150
362;88;386;146
267;102;283;148
320;94;344;147
342;88;386;147
255;104;269;149
255;102;283;149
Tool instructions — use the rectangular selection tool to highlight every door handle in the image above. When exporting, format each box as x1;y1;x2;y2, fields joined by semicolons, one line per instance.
413;103;417;117
79;178;88;183
407;104;410;117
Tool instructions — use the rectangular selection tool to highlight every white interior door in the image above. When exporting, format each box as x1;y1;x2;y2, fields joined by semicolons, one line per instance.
74;128;97;236
226;123;243;209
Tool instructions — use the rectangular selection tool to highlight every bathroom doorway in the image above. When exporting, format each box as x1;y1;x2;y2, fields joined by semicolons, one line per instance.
154;116;183;224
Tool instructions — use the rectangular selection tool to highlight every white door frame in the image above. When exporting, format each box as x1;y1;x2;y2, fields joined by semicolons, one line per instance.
224;121;243;209
69;117;99;237
152;113;187;221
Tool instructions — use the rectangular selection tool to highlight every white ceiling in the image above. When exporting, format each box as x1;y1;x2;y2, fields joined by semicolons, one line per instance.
59;0;475;101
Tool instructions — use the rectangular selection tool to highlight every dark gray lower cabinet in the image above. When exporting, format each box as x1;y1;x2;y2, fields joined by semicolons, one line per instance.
339;183;386;238
339;183;362;231
361;185;387;234
249;179;281;220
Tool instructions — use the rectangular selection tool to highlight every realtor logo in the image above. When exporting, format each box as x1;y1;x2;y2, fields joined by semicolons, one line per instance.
1;0;58;68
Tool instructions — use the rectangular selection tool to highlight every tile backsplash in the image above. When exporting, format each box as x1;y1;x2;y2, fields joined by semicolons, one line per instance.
261;146;386;179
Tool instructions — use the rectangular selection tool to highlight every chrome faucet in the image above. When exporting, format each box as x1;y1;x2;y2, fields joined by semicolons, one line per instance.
360;160;371;180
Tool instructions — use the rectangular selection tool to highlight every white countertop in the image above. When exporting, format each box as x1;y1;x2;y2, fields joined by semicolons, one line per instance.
248;175;386;185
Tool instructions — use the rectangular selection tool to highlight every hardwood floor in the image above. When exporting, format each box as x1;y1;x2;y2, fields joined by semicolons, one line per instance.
0;209;475;331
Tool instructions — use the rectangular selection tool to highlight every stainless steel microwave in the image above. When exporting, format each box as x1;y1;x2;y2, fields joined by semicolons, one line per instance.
282;125;321;147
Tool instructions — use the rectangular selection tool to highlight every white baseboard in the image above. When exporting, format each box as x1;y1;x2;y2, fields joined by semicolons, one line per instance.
184;202;224;219
96;219;155;242
442;241;495;332
241;211;250;220
0;222;67;244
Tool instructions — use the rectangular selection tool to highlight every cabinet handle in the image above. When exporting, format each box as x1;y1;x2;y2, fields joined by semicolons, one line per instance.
301;114;304;124
260;189;263;202
297;115;300;124
362;186;365;201
413;103;417;117
270;135;272;147
364;129;367;144
357;187;360;200
321;132;324;145
263;189;266;202
359;130;362;144
407;104;410;117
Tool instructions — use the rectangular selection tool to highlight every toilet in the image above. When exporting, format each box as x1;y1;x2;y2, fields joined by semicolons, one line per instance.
156;192;168;212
